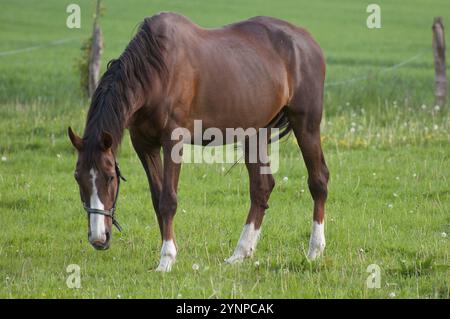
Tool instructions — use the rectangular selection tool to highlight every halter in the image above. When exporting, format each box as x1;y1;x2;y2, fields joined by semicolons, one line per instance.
83;162;126;232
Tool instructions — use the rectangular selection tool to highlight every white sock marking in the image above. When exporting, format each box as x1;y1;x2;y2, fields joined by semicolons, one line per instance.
226;223;261;264
156;240;177;272
307;220;326;260
89;168;106;243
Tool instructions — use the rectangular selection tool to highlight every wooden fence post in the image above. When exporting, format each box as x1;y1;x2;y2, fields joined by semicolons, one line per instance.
432;17;447;107
88;0;103;98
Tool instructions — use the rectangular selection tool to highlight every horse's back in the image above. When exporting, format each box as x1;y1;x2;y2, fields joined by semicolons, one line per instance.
144;13;325;129
145;12;324;82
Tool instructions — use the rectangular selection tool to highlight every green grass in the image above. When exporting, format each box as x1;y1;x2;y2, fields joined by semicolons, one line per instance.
0;0;449;298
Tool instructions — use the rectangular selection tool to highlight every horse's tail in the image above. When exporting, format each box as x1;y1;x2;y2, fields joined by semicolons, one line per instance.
267;106;292;143
223;106;291;175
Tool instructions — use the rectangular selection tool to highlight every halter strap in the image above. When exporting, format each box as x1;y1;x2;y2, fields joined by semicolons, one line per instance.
83;162;125;232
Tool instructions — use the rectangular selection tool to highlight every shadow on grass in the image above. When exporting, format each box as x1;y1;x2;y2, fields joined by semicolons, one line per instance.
267;256;334;274
386;256;440;278
0;198;30;210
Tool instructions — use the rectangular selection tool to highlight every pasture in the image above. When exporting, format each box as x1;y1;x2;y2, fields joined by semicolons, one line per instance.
0;0;449;298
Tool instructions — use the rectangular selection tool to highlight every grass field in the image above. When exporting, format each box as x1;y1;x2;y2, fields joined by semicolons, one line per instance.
0;0;449;298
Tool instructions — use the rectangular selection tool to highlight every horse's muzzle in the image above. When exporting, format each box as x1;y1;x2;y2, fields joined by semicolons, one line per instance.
89;231;111;250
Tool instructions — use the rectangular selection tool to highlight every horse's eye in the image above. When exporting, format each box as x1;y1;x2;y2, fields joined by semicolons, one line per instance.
107;175;115;183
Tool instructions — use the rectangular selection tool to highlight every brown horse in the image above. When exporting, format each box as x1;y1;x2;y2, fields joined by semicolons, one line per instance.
68;12;329;271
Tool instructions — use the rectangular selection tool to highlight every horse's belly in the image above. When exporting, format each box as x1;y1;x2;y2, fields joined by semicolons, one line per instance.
192;66;288;130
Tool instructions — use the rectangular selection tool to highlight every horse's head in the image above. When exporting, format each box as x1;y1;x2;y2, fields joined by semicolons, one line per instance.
68;127;123;250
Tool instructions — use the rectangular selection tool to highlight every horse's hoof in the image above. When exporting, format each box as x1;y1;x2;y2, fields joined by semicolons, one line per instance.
156;240;177;272
155;256;175;272
307;221;326;261
307;244;325;261
225;254;245;264
307;237;326;260
225;248;253;264
225;224;260;265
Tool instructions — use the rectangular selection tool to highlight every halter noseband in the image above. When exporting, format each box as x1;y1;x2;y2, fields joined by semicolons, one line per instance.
83;162;126;232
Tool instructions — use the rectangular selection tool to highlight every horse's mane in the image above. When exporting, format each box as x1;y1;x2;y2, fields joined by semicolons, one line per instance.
83;17;167;165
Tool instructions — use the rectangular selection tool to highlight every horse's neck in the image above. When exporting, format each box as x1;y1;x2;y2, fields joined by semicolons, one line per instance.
84;85;142;151
118;81;150;126
84;59;159;147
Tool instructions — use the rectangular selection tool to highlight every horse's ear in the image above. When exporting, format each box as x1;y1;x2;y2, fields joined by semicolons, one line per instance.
68;127;83;151
101;131;113;151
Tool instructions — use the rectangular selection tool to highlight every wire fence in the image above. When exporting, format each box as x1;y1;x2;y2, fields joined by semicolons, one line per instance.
325;51;428;87
0;38;78;57
0;37;430;90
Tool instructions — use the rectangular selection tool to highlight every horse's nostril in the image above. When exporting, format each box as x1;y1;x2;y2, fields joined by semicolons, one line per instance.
105;231;110;242
91;240;107;250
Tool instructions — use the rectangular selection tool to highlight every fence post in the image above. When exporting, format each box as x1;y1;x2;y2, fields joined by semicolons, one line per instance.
432;17;447;107
88;0;103;98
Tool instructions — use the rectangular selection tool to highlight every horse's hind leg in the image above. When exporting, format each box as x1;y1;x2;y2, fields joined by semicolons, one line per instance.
288;91;330;260
226;135;274;264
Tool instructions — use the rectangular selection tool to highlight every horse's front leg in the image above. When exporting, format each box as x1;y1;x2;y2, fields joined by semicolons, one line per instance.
130;135;164;238
155;138;182;272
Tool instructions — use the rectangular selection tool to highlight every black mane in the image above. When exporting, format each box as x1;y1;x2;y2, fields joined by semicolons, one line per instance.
82;18;168;164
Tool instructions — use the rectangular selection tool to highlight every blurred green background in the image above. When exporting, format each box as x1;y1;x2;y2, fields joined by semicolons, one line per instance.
0;0;449;107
